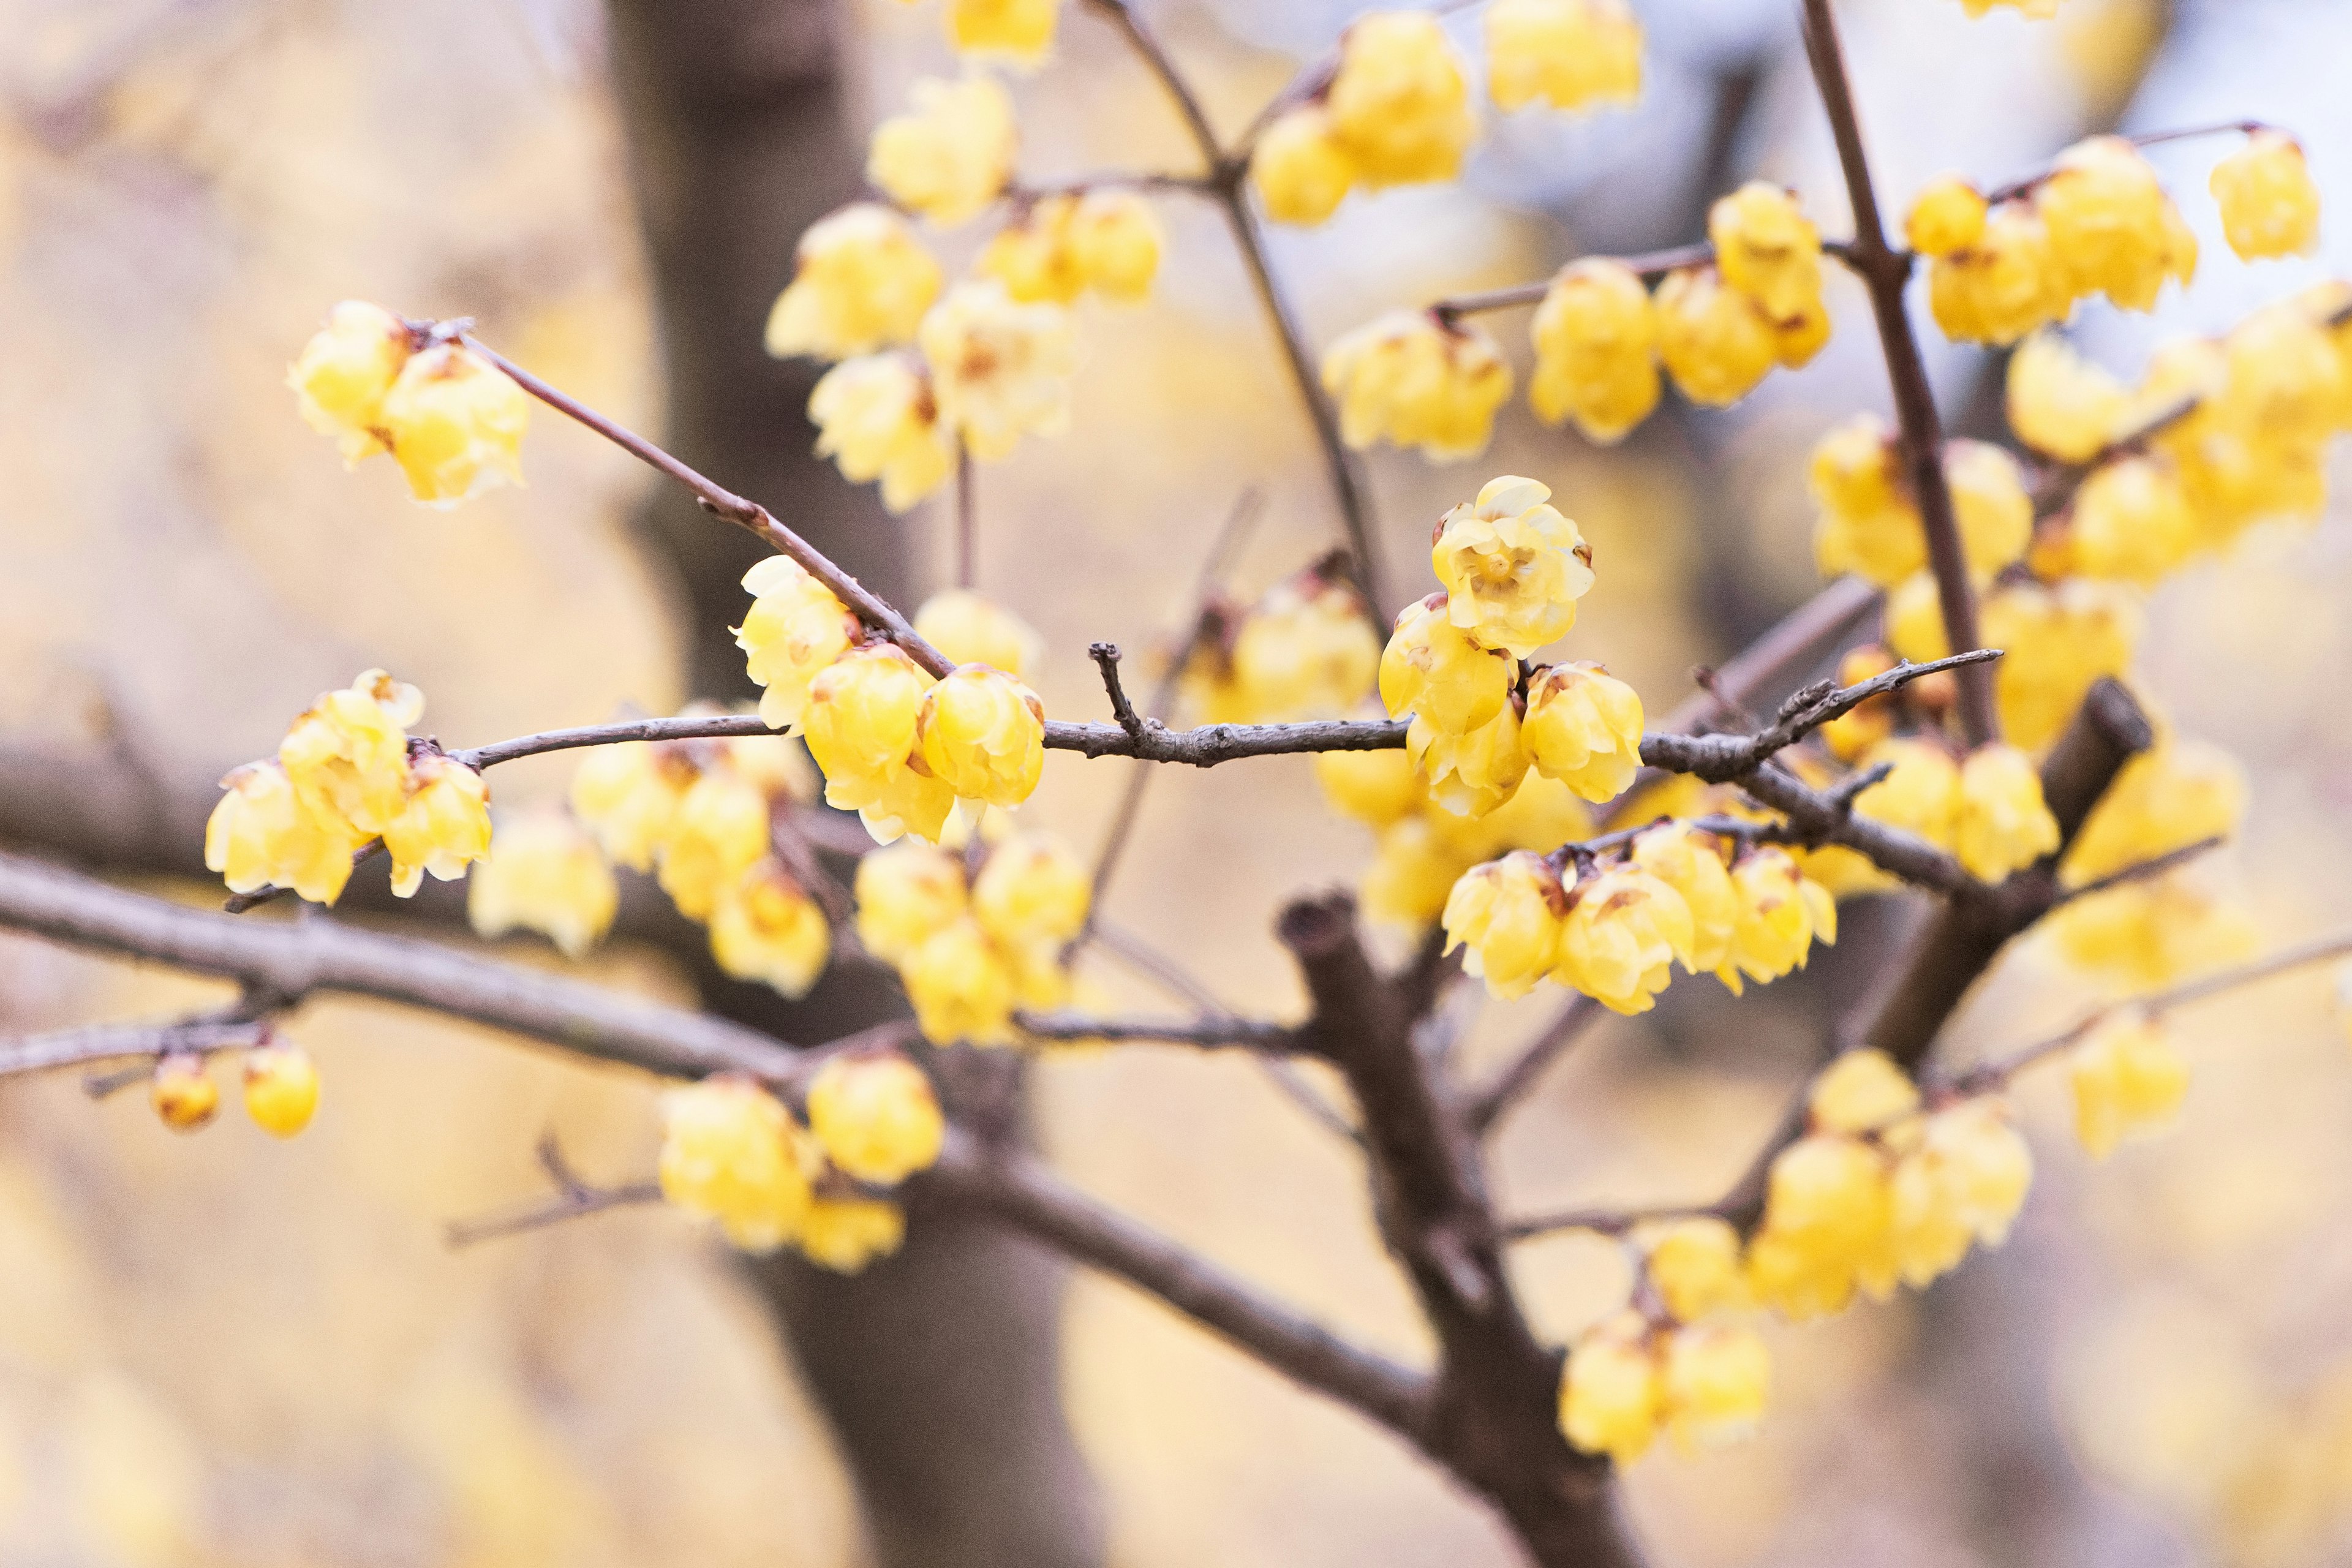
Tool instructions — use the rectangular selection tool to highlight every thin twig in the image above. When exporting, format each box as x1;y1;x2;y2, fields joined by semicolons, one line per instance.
1463;993;1602;1134
0;1017;266;1084
2048;836;2225;909
1016;1010;1299;1050
1983;119;2269;205
1428;242;1716;326
955;439;976;592
1498;1201;1720;1244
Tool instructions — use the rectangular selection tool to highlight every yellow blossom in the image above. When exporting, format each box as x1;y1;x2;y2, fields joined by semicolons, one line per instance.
1955;742;2060;881
1411;702;1530;818
1773;295;1831;370
1855;737;1961;851
867;75;1016;227
2064;739;2245;886
288;300;412;464
799;1199;908;1272
919;281;1081;461
1325;12;1477;188
1709;181;1823;324
2212;130;2321;261
1323;312;1512;461
1529;257;1660;443
1946;439;2033;575
978;196;1088;305
763;203;943;361
279;669;423;838
902;916;1019;1046
710;864;832;998
375;342;530;507
1362;816;1469;927
1485;0;1642;113
1454;767;1597;859
1888;1096;2031;1288
804;643;933;804
2007;331;2128;463
809;352;956;513
1250;108;1357;226
1661;1324;1771;1452
913;589;1043;679
205;761;366;906
737;556;859;731
1747;1133;1891;1321
1643;1216;1749;1322
1905;175;1988;258
2049;876;2257;989
1723;846;1837;987
807;1054;944;1185
656;769;771;922
1219;575;1382;722
1442;852;1567;1000
1067;190;1163;302
1809;413;1923;587
916;663;1046;810
1379;594;1513;733
1520;659;1644;803
1654;267;1777;407
2071;1010;2190;1159
972;831;1090;948
382;755;491;899
241;1038;320;1139
1556;865;1695;1014
1432;476;1594;657
1809;1048;1921;1137
151;1054;219;1134
854;839;970;963
1316;744;1422;827
659;1077;813;1253
2039;136;2184;312
946;0;1059;66
1929;203;2065;346
1629;823;1738;978
1979;579;2143;751
1561;1313;1662;1464
570;741;690;873
467;809;618;959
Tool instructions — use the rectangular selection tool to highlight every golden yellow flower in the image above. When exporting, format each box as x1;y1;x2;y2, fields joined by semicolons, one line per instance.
972;831;1090;948
1809;413;1923;587
2007;331;2128;464
1379;593;1513;733
1630;823;1738;978
709;863;833;998
854;839;970;963
2064;738;2245;886
1521;661;1644;802
799;1198;908;1273
978;196;1088;306
919;281;1081;462
764;203;943;361
2212;129;2321;262
1709;181;1823;324
1887;1097;2030;1289
804;643;934;805
1747;1133;1891;1321
1928;202;2064;347
658;1076;813;1253
913;589;1043;679
867;75;1017;227
2071;1010;2191;1159
1316;744;1422;827
1441;852;1567;1000
736;555;859;732
382;754;492;899
1954;742;2060;882
1485;0;1642;113
1250;108;1357;227
809;352;956;513
466;809;618;959
902;916;1020;1046
1978;579;2143;752
1431;475;1595;658
151;1054;219;1134
569;740;690;873
1411;702;1529;819
1945;439;2033;575
655;769;771;922
917;664;1046;810
1556;865;1695;1014
1218;575;1382;723
1660;1323;1771;1453
1904;175;1988;258
1362;816;1471;928
1561;1313;1662;1464
1529;257;1660;443
1643;1216;1749;1322
1809;1048;1921;1137
1325;11;1477;187
287;300;412;465
278;668;423;839
241;1038;321;1139
1722;846;1837;987
1654;266;1777;407
945;0;1060;66
205;761;367;906
1068;190;1163;302
1323;311;1512;462
2048;876;2256;990
376;342;530;507
2038;136;2184;312
1853;736;1961;851
807;1053;945;1185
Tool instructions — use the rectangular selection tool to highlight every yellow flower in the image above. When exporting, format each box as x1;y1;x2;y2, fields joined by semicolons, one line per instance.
945;0;1059;66
710;863;833;998
279;668;423;838
1219;575;1382;722
972;831;1090;948
1643;1216;1749;1322
1630;823;1738;978
1773;294;1831;369
1888;1097;2030;1289
570;741;690;873
854;840;970;963
2070;1010;2190;1159
2212;130;2321;261
2039;136;2184;312
1854;737;1961;851
1954;743;2060;882
1430;476;1595;658
1709;181;1823;325
978;196;1088;305
1485;0;1642;113
1529;257;1660;443
804;643;933;803
2064;739;2245;886
807;1054;944;1185
764;203;943;361
205;761;367;906
382;755;491;899
288;300;412;464
1325;12;1477;188
913;589;1043;679
1957;0;2060;16
1654;267;1777;407
151;1054;219;1133
1379;594;1513;733
1905;175;1988;258
1316;745;1422;827
1809;1048;1920;1137
1809;413;1923;587
658;1076;813;1253
2007;331;2128;464
241;1038;321;1139
1411;702;1529;818
916;664;1045;810
1250;108;1357;227
1068;190;1163;303
1747;1133;1891;1321
1362;816;1470;927
866;75;1016;227
1660;1324;1771;1452
1979;579;2143;752
376;342;530;507
1928;203;2064;347
1556;865;1695;1014
919;281;1081;461
466;809;618;959
1322;311;1512;461
655;769;771;922
799;1199;908;1273
2048;876;2256;989
1723;846;1837;987
1442;852;1567;1000
902;916;1019;1046
809;352;956;513
1521;662;1645;803
725;732;818;804
1945;439;2033;575
736;556;859;732
1561;1313;1662;1464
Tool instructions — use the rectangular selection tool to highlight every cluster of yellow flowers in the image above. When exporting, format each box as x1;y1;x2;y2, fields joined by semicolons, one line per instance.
1321;748;1594;929
1185;559;1382;725
1809;415;2032;587
1561;1218;1766;1464
1849;735;2061;884
288;302;530;505
1253;4;1643;227
147;1034;322;1140
655;1056;945;1271
205;671;492;906
853;830;1090;1046
732;556;1048;846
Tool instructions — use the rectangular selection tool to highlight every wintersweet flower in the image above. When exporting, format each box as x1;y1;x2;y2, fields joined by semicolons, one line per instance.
1954;744;2060;882
381;754;491;899
287;300;412;464
1324;12;1476;189
657;1076;813;1253
916;664;1046;810
1905;175;1988;258
709;864;833;998
1520;662;1643;802
763;203;943;361
1556;865;1695;1014
2212;130;2321;261
151;1054;219;1133
971;831;1090;948
1441;852;1566;1000
809;353;956;513
1722;847;1837;987
1379;594;1513;734
1561;1313;1662;1464
1529;258;1660;443
1250;108;1357;226
655;769;771;922
1485;0;1642;113
807;1054;946;1186
466;809;618;959
1323;312;1512;461
1431;476;1594;658
2070;1011;2190;1159
737;556;859;731
1660;1324;1771;1453
241;1039;321;1139
866;75;1016;227
375;342;530;507
854;840;970;964
913;589;1044;679
1654;268;1777;407
1709;181;1823;324
570;741;690;873
919;282;1081;462
902;916;1019;1046
205;761;367;906
278;669;423;838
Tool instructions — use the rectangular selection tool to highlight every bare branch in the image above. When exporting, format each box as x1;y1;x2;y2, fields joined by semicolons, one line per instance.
1015;1010;1299;1050
0;1018;266;1082
2048;835;2225;909
1463;993;1603;1134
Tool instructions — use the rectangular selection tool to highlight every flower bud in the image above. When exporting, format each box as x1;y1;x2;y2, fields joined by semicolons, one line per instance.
1904;175;1988;258
658;1076;813;1253
1643;1216;1749;1323
972;831;1090;948
1810;414;1924;587
1561;1313;1662;1464
1520;662;1643;803
807;1054;945;1185
382;755;492;899
1068;190;1163;303
151;1052;219;1133
914;589;1044;680
1219;576;1382;723
1529;257;1660;443
1945;439;2032;575
2212;130;2320;262
1654;266;1777;407
866;75;1016;227
1322;312;1511;462
1709;181;1823;325
854;840;971;964
1928;203;2063;346
805;644;934;804
2007;332;2127;464
1325;12;1476;189
2038;136;2182;313
376;343;530;507
241;1038;320;1139
1411;702;1529;818
1250;109;1357;227
799;1198;907;1273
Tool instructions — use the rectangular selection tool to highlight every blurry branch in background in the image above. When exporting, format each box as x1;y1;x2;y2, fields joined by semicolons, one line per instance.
445;1131;662;1249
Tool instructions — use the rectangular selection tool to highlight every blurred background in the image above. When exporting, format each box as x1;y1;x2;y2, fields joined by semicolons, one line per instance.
4;0;2352;1564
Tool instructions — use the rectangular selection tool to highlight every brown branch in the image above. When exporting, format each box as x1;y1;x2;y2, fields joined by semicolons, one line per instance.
1498;1202;1717;1244
1983;118;2270;205
954;439;976;592
1799;0;1994;745
1014;1011;1300;1051
1636;649;1997;785
1428;242;1718;326
2049;835;2225;908
1462;993;1602;1135
0;1017;266;1081
446;1133;663;1248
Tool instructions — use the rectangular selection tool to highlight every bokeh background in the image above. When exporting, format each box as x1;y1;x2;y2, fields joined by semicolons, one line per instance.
5;0;2352;1564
